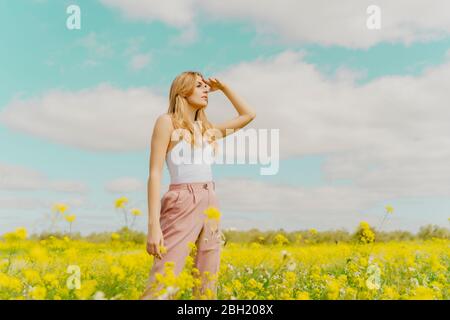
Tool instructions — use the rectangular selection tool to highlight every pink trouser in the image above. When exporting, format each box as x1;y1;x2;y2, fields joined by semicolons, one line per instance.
141;181;223;300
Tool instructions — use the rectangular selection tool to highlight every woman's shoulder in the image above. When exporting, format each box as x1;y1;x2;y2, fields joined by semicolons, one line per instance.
156;113;173;123
155;113;175;129
152;114;176;142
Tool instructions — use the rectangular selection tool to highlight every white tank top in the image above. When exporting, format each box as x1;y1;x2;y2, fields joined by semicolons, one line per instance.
165;125;215;184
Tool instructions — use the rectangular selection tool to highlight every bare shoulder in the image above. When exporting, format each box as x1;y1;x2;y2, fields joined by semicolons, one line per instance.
156;113;173;126
154;113;174;133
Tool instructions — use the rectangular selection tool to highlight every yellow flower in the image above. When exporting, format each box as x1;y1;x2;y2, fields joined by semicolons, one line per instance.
274;234;289;245
110;266;125;281
359;221;370;229
327;279;340;300
381;286;399;299
247;278;259;289
16;227;28;240
114;196;128;209
296;291;310;300
111;233;120;241
309;228;318;236
0;273;23;291
164;261;175;270
43;273;59;287
357;221;375;244
52;203;68;214
0;221;447;301
203;206;221;221
284;271;297;285
30;286;47;300
245;291;257;299
29;246;49;263
385;205;394;214
409;286;435;300
185;255;194;269
187;241;197;252
344;287;357;300
23;269;40;285
232;279;243;291
250;242;262;250
130;208;142;216
279;291;292;300
159;245;167;254
2;227;28;241
75;280;97;300
64;214;76;223
64;248;78;261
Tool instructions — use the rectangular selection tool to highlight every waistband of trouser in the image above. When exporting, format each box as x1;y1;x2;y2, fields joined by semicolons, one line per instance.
168;181;215;192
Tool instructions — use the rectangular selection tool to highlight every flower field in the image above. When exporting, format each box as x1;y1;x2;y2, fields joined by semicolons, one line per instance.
0;227;448;300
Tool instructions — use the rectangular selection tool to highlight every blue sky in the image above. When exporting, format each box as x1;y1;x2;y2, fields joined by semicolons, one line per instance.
1;0;450;235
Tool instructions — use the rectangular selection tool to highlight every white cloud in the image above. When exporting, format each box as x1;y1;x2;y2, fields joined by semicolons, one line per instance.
213;177;446;232
76;32;114;58
100;0;196;27
0;196;86;210
123;36;146;56
70;33;114;69
214;177;377;231
129;52;152;71
167;25;198;46
82;59;99;68
0;163;88;193
100;0;198;44
0;83;167;151
99;0;450;48
105;177;145;193
205;50;450;202
0;197;48;210
123;37;154;71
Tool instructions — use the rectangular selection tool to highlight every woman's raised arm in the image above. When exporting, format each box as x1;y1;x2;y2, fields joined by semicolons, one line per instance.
205;78;256;138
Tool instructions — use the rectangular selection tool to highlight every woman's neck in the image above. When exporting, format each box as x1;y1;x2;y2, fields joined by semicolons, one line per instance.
185;103;198;122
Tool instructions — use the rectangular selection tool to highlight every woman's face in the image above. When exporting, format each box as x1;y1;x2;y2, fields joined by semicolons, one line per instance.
186;75;210;109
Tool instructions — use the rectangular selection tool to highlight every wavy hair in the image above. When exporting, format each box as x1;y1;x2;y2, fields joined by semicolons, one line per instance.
167;71;220;155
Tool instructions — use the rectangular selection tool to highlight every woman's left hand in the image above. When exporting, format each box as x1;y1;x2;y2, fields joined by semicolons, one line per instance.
204;77;226;92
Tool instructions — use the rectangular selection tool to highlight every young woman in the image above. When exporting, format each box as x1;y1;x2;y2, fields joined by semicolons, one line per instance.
140;71;256;300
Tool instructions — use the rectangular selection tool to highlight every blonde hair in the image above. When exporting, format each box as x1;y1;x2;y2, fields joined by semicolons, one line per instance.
167;71;221;155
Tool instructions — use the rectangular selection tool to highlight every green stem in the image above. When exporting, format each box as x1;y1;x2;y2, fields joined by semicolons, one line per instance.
122;208;128;228
131;215;136;230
